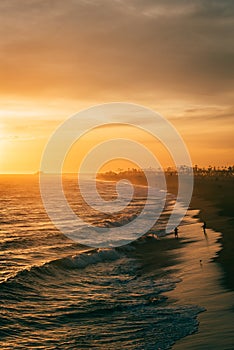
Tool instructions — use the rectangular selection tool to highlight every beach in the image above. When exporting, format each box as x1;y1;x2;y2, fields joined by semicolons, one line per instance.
190;176;234;292
96;172;234;348
165;174;234;349
166;174;234;291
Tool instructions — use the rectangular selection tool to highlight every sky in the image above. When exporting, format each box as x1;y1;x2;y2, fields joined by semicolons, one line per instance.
0;0;233;173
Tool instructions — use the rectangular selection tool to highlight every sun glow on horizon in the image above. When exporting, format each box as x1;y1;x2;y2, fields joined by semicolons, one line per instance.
0;102;233;175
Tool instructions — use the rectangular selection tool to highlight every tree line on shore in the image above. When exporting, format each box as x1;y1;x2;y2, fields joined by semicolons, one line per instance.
98;165;234;179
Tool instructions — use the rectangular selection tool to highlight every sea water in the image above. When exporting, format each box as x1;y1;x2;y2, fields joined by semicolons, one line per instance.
0;175;204;349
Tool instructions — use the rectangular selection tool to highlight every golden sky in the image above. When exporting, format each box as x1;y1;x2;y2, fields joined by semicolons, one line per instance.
0;0;233;173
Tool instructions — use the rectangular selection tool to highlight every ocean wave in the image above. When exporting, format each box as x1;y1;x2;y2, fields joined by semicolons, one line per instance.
1;247;123;288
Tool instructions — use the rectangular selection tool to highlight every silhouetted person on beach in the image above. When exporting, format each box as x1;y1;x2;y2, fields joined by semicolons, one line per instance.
202;221;207;235
174;227;179;239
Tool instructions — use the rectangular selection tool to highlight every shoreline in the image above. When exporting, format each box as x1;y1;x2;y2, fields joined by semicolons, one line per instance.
15;172;234;290
165;175;234;348
139;173;234;292
97;172;234;290
189;177;234;291
164;212;234;350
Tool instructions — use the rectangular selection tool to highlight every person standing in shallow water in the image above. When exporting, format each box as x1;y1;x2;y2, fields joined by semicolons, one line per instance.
174;227;179;239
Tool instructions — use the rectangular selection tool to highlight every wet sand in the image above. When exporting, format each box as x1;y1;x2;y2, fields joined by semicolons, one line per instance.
164;175;234;349
99;173;234;290
133;207;234;349
190;176;234;291
165;214;234;350
166;175;234;291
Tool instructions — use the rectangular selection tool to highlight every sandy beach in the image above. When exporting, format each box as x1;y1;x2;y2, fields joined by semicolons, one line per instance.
166;216;234;350
166;174;234;291
164;175;234;349
98;172;234;348
190;176;234;292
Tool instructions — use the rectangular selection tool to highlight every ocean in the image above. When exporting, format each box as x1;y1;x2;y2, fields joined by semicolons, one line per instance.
0;175;221;349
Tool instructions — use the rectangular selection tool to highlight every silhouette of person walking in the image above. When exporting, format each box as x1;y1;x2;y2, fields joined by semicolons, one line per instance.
174;227;179;239
202;221;207;235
